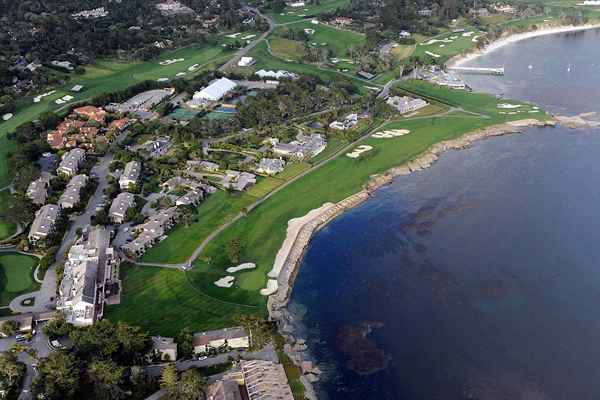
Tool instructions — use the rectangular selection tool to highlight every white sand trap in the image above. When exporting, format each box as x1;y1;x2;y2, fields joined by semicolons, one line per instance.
372;129;410;139
241;34;256;40
176;72;186;77
226;32;241;38
157;77;170;82
227;263;256;273
304;28;315;35
33;90;56;103
311;19;319;24
2;113;13;121
498;103;522;109
62;95;74;101
462;31;475;37
260;279;278;296
425;51;441;58
159;58;184;66
528;110;540;113
472;35;482;43
450;36;458;39
439;44;446;48
346;145;373;158
268;203;336;279
188;63;200;71
55;99;65;104
214;276;235;288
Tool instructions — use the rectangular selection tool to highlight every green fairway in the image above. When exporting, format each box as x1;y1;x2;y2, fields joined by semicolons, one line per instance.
267;0;350;24
0;190;16;240
0;253;39;306
246;176;285;198
269;37;306;61
141;191;255;264
105;264;260;336
413;29;487;63
0;44;234;187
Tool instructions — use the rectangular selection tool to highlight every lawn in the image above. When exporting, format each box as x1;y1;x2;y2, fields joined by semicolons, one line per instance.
0;190;16;240
275;161;312;180
0;44;234;187
105;264;260;337
413;29;486;63
267;0;350;24
246;176;285;199
141;191;255;264
0;253;39;306
269;37;306;61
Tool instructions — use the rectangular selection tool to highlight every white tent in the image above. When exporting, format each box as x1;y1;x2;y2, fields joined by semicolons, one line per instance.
193;77;237;102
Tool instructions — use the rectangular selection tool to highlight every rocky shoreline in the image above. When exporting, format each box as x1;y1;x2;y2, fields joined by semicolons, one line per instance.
266;118;556;398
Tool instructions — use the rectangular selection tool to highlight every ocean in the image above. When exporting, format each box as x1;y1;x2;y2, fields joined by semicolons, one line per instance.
288;28;600;399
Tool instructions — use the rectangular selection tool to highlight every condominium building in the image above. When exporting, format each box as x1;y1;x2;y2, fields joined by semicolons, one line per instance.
119;160;141;190
58;174;88;209
109;192;136;224
28;204;61;245
57;148;86;177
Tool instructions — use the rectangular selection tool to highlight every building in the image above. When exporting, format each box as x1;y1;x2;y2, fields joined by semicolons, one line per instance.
272;133;327;158
329;113;358;131
161;176;203;193
332;16;353;26
223;171;256;191
255;69;298;80
176;190;203;206
109;192;136;224
206;378;244;400
151;336;178;361
138;137;172;158
417;8;433;16
121;207;180;257
26;177;49;206
192;327;250;354
109;118;130;132
191;77;237;103
51;60;74;71
386;95;428;114
399;30;411;39
357;70;375;80
237;57;255;67
241;360;294;400
28;204;61;245
58;174;88;209
57;148;86;177
494;4;517;14
74;105;107;123
188;160;220;172
257;158;285;175
56;226;120;326
119;161;141;190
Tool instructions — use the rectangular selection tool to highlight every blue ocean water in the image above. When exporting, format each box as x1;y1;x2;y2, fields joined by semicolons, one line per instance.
289;29;600;399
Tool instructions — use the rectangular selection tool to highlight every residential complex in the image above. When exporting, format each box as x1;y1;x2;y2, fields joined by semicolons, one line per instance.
109;192;136;224
28;204;61;245
223;171;256;191
26;176;49;205
58;174;89;209
57;148;86;177
386;95;428;114
257;158;285;175
56;226;120;326
119;161;141;190
273;133;327;159
121;207;180;257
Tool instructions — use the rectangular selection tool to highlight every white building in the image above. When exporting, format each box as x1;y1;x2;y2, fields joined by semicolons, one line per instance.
329;113;358;130
193;327;250;354
56;226;120;326
151;336;178;361
119;161;141;190
121;207;180;257
237;57;256;67
241;360;294;400
58;174;88;209
28;204;61;245
57;148;86;177
257;158;285;175
255;69;298;80
386;96;428;114
223;171;256;191
109;192;136;224
272;133;327;158
190;77;237;104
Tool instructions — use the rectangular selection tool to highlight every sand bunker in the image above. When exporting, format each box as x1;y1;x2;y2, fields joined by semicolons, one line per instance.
188;64;200;71
462;31;475;37
214;276;235;288
498;103;522;109
227;263;256;273
54;95;74;105
176;72;186;77
2;113;13;121
346;145;373;158
241;34;256;40
372;129;410;139
33;90;56;103
160;58;184;66
260;279;278;296
425;51;441;58
226;32;241;38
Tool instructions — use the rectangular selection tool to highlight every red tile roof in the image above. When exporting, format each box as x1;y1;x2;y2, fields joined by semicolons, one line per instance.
109;118;129;131
46;132;65;149
74;106;107;123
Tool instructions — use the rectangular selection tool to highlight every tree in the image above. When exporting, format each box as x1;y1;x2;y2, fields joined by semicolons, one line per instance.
0;352;25;398
88;360;125;400
160;364;178;398
178;369;206;400
226;238;242;264
43;313;72;339
69;319;119;359
177;327;194;359
32;352;80;400
115;322;152;365
0;320;18;337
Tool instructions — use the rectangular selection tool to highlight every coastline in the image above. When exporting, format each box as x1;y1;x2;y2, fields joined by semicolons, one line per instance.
448;23;600;67
267;118;556;397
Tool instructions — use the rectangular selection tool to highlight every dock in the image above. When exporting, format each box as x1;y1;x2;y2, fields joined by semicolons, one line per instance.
447;66;504;75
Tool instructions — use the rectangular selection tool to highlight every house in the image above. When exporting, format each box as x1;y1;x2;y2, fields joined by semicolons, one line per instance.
109;118;130;132
417;8;433;16
329;113;358;131
386;96;428;114
51;60;75;71
399;30;411;39
176;190;203;206
223;171;256;191
257;158;285;175
191;77;237;104
192;327;250;354
74;105;107;124
151;336;178;361
58;174;88;209
272;133;327;158
161;176;203;193
470;7;490;17
119;161;141;190
494;4;517;13
38;152;59;173
56;226;120;326
241;360;294;400
57;148;86;177
71;85;84;92
332;16;353;26
27;177;49;205
255;69;298;80
121;207;180;257
237;57;256;67
206;379;243;400
109;192;136;224
139;136;172;158
28;204;61;245
188;160;220;172
357;70;375;80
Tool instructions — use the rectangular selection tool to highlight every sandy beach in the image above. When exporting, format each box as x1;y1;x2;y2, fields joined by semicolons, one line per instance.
449;23;600;67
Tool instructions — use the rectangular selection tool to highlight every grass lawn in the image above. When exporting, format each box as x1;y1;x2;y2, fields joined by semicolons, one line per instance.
269;37;306;61
275;162;312;180
0;44;234;187
141;191;255;264
267;0;350;24
105;264;260;336
246;176;285;199
0;190;16;240
413;29;486;64
0;253;39;307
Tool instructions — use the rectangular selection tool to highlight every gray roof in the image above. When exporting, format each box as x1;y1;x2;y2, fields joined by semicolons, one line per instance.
29;204;60;239
58;148;86;175
27;178;48;205
121;161;141;183
58;174;88;208
176;190;203;206
109;192;135;219
193;326;248;347
257;158;285;174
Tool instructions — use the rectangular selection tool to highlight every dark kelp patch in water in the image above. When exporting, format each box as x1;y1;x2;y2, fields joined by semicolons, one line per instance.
335;321;390;375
